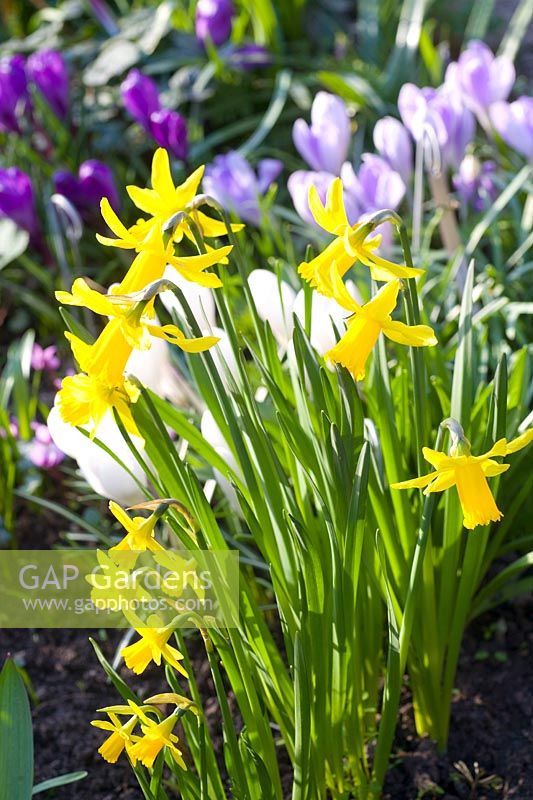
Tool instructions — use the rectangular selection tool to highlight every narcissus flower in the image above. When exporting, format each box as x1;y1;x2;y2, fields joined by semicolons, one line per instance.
392;425;533;530
121;622;188;676
56;369;140;438
127;703;186;770
91;713;137;764
325;272;437;380
109;501;164;553
298;178;424;293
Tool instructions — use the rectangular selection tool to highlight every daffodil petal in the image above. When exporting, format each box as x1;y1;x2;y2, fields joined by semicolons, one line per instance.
382;319;437;347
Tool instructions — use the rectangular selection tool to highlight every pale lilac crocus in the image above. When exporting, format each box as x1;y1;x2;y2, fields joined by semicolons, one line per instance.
31;344;60;372
0;55;29;134
29;422;64;469
203;151;282;225
27;50;69;120
490;97;533;161
293;92;351;175
445;40;515;126
373;116;413;184
453;156;498;212
341;155;405;215
288;170;359;229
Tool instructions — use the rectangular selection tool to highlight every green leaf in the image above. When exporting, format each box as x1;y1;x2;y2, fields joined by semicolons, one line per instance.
0;658;34;800
32;771;87;795
0;219;29;270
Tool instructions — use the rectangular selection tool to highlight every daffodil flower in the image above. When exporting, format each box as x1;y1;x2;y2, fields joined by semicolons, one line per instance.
127;702;186;770
125;147;243;244
324;269;437;380
392;427;533;530
57;278;219;367
56;369;140;438
90;713;138;764
108;500;164;553
96;201;232;293
298;178;424;296
121;620;188;676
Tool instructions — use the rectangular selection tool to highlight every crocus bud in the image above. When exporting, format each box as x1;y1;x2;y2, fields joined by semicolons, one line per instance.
228;44;271;71
195;0;234;46
149;109;188;161
160;264;216;329
292;283;361;356
490;97;533;161
293;92;351;175
445;40;515;124
120;68;160;131
28;423;64;469
54;160;119;221
0;167;39;237
373;116;413;184
27;49;69;120
0;55;29;134
31;344;60;372
203;151;282;225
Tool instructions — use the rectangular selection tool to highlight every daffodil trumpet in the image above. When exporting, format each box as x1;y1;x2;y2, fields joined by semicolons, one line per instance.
324;268;437;380
392;420;533;529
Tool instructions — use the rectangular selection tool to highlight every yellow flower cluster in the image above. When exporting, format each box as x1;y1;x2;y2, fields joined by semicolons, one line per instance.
297;178;437;380
55;148;239;438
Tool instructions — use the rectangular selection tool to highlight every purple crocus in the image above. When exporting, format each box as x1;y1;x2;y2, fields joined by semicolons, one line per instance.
0;167;39;237
445;40;515;125
293;92;351;175
149;108;188;161
203;151;282;225
0;55;29;134
453;156;498;212
227;44;271;71
341;155;405;215
31;343;61;372
54;160;119;218
373;116;413;184
28;422;64;469
121;68;161;131
398;83;475;170
195;0;234;46
27;50;69;120
490;97;533;161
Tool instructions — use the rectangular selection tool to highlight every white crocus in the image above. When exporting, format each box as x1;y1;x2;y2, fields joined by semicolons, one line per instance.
47;407;149;505
201;409;242;514
248;269;297;349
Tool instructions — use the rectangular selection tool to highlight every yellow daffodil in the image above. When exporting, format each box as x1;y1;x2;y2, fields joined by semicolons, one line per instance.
125;147;242;244
56;369;140;438
392;427;533;530
121;621;188;676
324;269;437;380
109;501;164;553
298;178;424;296
57;278;218;361
97;201;232;293
127;702;186;770
91;713;138;764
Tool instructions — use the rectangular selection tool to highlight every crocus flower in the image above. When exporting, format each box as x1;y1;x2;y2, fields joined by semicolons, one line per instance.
28;423;64;469
121;622;188;676
293;92;351;175
120;69;161;131
298;178;423;294
341;155;405;216
91;714;137;765
0;55;29;134
392;423;533;530
27;49;69;120
490;97;533;160
203;151;282;225
149;108;188;161
47;407;150;505
0;167;39;237
54;160;119;218
398;84;475;169
227;44;271;70
195;0;234;46
445;40;515;125
292;283;362;356
373;116;413;184
288;170;336;228
453;156;498;211
324;272;436;380
31;343;60;372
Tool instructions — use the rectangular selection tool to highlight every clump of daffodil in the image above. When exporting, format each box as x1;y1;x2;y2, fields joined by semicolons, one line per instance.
324;267;437;380
90;712;138;765
127;701;186;770
121;616;188;676
298;178;424;296
392;420;533;530
108;500;165;553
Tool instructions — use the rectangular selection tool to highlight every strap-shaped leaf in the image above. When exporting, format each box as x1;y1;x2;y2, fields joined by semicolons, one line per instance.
0;658;34;800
